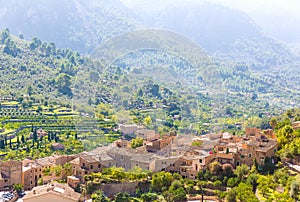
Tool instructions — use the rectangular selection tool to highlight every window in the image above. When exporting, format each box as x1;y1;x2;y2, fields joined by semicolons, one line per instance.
274;148;277;153
241;155;245;159
236;161;240;166
248;153;252;158
121;155;123;159
199;159;203;163
39;174;41;178
85;171;88;174
31;181;33;184
83;163;85;167
98;164;101;168
90;165;93;169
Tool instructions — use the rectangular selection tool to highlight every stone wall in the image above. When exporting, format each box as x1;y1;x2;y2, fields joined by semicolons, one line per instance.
100;181;150;197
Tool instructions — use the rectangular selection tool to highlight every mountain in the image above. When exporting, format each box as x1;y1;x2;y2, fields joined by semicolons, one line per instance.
0;0;139;53
126;0;263;53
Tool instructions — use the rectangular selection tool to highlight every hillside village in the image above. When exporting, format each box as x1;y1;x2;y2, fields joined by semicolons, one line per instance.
0;122;289;201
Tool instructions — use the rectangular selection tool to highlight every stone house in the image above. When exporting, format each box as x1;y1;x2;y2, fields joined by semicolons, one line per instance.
23;182;80;202
69;152;102;182
136;129;156;140
67;176;80;189
119;124;140;136
51;143;65;151
22;160;43;190
212;132;278;169
0;160;22;188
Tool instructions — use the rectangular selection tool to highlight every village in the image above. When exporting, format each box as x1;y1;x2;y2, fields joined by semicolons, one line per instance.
0;121;291;202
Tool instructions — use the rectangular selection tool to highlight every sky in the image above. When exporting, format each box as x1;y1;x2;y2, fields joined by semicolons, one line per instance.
121;0;300;43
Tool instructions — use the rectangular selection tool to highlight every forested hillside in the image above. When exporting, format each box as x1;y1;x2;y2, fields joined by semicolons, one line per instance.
2;29;298;136
0;0;139;53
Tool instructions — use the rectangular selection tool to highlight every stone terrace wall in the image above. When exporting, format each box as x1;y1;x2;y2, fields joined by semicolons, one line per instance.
101;181;150;197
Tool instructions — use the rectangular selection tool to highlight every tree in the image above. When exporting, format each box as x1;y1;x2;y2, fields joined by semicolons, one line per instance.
29;37;41;50
209;161;222;175
235;164;249;181
1;28;10;44
115;192;130;202
13;183;23;193
33;128;38;142
269;118;278;129
91;190;109;202
290;180;300;201
36;106;43;113
21;135;25;144
63;163;73;176
247;174;259;193
151;171;173;193
141;193;158;202
137;88;143;97
227;177;239;188
57;74;73;97
257;175;275;198
164;180;187;202
235;183;259;202
226;188;237;202
17;136;20;148
27;85;33;96
277;125;295;148
51;165;62;177
131;137;143;149
171;187;187;202
143;116;152;127
38;178;43;186
223;164;234;177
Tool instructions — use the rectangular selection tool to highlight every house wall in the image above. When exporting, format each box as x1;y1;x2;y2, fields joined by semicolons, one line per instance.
23;166;43;190
130;160;151;171
0;161;22;187
150;157;182;172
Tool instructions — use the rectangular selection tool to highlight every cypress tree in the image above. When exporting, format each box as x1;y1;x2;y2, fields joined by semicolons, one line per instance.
21;135;25;144
33;128;37;142
17;136;20;148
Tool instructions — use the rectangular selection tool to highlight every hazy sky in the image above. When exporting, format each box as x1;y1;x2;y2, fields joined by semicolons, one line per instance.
121;0;300;42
